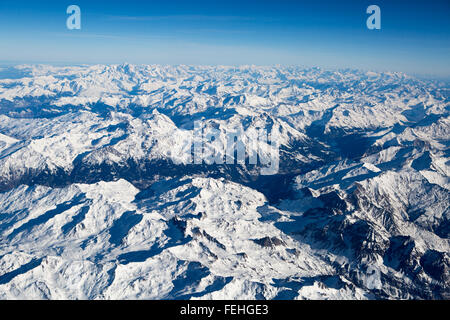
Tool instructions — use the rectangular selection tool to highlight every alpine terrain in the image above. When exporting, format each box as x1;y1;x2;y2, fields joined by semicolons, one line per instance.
0;64;448;300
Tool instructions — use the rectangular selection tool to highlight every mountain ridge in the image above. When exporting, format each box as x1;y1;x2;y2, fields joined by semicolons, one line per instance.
0;64;448;299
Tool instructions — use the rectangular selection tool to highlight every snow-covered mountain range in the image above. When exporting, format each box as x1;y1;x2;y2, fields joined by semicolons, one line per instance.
0;64;448;299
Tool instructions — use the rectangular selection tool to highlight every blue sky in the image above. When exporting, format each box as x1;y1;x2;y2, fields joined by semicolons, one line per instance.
0;0;449;77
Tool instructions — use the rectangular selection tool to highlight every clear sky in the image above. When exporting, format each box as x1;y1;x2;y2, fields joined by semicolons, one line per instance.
0;0;449;77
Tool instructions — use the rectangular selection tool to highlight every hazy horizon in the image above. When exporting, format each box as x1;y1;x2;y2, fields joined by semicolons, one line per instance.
1;61;449;83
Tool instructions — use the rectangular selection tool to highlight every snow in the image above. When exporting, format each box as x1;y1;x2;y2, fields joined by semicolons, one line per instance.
0;64;448;300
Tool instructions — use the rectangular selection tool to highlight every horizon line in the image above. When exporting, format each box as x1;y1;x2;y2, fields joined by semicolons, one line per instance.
1;60;449;82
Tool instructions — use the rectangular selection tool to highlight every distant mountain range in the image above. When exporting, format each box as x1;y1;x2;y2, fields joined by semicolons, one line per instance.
0;64;448;299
